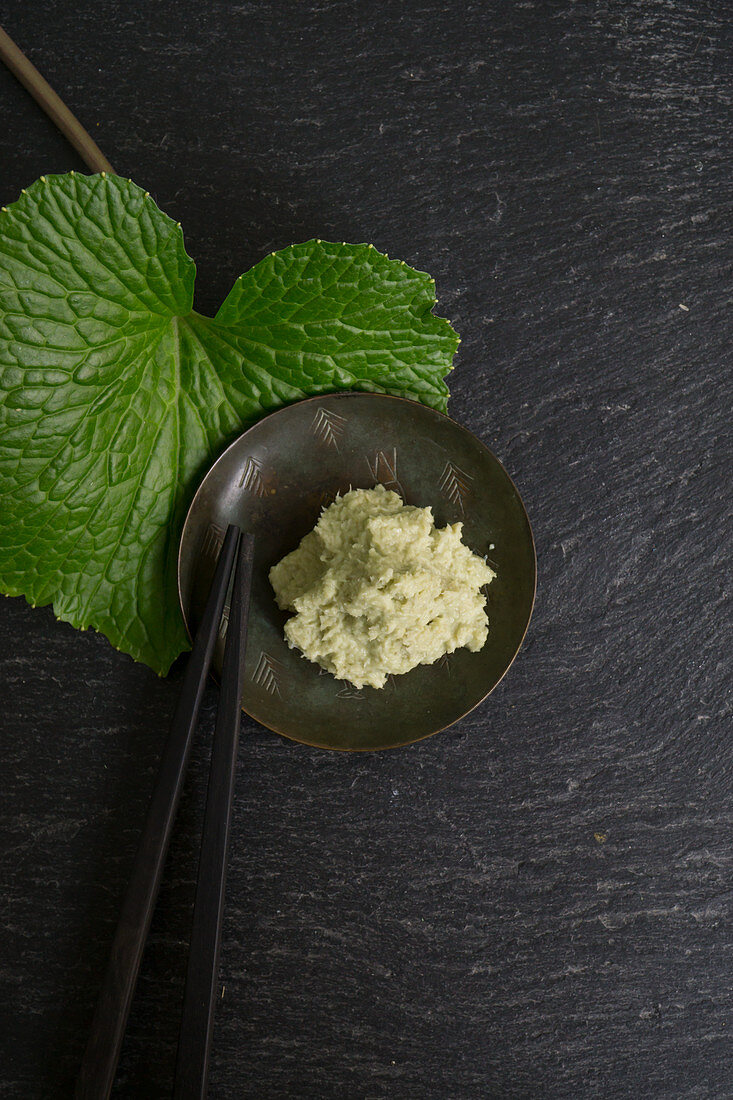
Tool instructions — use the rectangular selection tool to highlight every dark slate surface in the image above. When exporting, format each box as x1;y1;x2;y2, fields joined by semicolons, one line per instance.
1;2;731;1097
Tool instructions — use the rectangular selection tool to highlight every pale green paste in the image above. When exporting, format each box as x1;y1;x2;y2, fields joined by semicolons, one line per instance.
269;486;496;690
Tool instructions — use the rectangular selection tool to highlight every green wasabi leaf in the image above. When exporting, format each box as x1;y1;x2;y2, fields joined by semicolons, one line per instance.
0;173;458;673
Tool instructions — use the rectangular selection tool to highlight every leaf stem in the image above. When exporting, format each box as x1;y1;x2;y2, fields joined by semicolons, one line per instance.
0;23;115;174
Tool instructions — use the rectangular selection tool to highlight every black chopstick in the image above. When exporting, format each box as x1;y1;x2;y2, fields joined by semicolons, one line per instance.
76;524;242;1100
173;532;255;1099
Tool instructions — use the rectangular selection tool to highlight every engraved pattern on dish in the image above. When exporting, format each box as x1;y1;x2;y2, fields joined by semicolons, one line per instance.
238;456;268;498
311;407;347;450
438;460;473;514
252;651;285;697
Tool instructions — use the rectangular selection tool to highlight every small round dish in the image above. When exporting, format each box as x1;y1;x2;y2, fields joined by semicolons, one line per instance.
178;392;535;751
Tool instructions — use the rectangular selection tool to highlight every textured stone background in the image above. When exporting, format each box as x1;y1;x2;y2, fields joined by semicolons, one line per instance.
0;1;731;1097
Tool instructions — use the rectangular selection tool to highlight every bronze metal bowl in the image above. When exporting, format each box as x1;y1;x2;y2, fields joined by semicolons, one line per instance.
177;392;535;751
